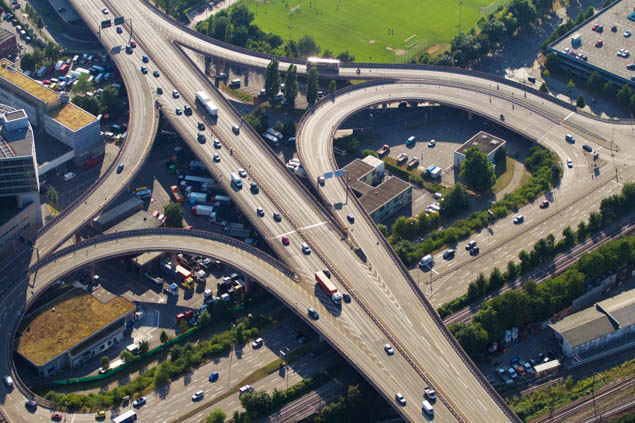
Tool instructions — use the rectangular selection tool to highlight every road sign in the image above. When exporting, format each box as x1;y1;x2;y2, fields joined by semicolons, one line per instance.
324;172;333;179
334;170;344;177
101;19;111;28
114;16;124;25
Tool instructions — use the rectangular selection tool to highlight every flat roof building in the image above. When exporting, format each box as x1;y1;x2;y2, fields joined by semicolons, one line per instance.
549;290;635;358
454;131;506;168
548;0;635;87
91;196;144;233
0;28;17;60
343;155;412;223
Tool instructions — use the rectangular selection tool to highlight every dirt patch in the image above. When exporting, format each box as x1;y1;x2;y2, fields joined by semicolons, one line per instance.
427;44;442;55
369;39;375;44
393;49;406;56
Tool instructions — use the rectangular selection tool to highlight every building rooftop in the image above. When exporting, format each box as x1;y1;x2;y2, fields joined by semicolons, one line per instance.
133;251;164;267
550;290;635;349
0;59;58;104
105;210;163;234
0;27;15;45
0;106;33;158
456;131;506;156
47;102;97;132
16;290;135;366
549;0;635;85
3;109;26;122
33;131;72;166
362;154;384;168
343;158;375;195
359;176;411;214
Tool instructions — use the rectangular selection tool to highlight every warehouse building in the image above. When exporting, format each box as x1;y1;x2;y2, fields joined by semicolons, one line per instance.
343;155;412;223
549;290;635;358
0;59;103;176
547;0;635;87
0;28;17;59
453;131;506;169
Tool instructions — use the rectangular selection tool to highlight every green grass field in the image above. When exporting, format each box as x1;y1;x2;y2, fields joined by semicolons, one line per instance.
241;0;493;63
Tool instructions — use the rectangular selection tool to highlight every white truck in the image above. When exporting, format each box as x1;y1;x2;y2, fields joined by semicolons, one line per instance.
192;205;214;216
195;91;218;117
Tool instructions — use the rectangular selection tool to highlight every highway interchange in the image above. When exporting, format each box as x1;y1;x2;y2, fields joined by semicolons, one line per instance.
0;0;633;422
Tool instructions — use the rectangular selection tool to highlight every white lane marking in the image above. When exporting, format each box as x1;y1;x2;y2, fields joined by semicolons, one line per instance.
301;221;327;231
563;111;574;121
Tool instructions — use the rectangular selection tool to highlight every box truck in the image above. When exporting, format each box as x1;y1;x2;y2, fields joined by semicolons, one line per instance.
315;271;342;305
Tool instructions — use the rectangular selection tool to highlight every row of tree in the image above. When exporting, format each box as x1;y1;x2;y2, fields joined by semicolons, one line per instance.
450;230;635;361
70;80;125;120
19;41;61;72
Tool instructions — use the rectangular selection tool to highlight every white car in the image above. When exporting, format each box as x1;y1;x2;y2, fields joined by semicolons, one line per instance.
63;172;76;181
427;139;436;147
172;89;180;98
567;158;573;168
252;338;264;348
513;215;524;224
101;7;109;14
238;168;247;178
192;390;204;401
384;344;394;355
3;375;13;388
395;392;406;405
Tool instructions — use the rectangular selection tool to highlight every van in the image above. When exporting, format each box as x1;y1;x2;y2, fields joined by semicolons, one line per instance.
422;400;434;415
72;54;79;64
229;78;241;88
239;385;254;395
122;395;130;405
418;255;433;268
231;173;242;190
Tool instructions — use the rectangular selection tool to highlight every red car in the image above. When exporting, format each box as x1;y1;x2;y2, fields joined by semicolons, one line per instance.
130;41;137;48
52;413;62;421
281;235;289;245
595;40;603;47
539;200;550;209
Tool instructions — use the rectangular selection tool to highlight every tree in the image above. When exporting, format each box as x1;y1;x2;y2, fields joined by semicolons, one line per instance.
100;86;124;117
36;16;45;29
544;52;559;72
283;64;298;108
616;84;633;107
139;340;150;354
71;95;100;116
100;356;110;371
576;95;585;108
440;183;468;216
154;361;171;385
336;51;355;62
160;330;169;344
204;409;227;423
587;71;603;93
240;391;272;414
46;187;60;209
230;4;254;27
567;78;575;89
20;53;36;71
282;121;296;138
242;105;268;133
459;146;495;193
322;49;334;58
508;0;537;27
72;73;94;95
120;350;134;364
264;59;280;100
449;322;489;361
213;16;229;40
199;309;211;326
328;80;337;95
306;66;319;106
44;41;60;62
539;82;549;93
163;202;183;228
296;35;320;57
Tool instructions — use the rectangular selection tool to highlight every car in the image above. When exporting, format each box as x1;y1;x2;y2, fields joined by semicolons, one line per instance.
424;386;436;401
197;132;205;143
427;139;436;147
140;66;147;74
239;385;254;395
273;212;281;222
508;368;518;379
63;172;76;181
102;7;109;14
238;168;247;178
565;133;575;143
395;393;406;405
153;70;160;77
232;125;240;135
595;40;603;47
25;400;37;410
175;107;182;115
213;152;220;162
117;164;124;174
116;26;122;33
256;207;264;217
216;72;228;79
125;46;133;54
130;41;136;48
257;88;266;97
465;240;477;250
470;246;480;256
343;293;351;303
132;397;146;407
297;336;307;344
281;235;289;245
443;249;455;260
252;337;264;348
142;55;149;63
346;214;355;223
250;182;259;193
384;344;394;355
192;390;204;401
567;158;573;168
592;23;599;31
513;215;524;224
323;269;331;278
625;30;632;37
627;63;635;70
301;242;311;254
3;375;14;388
317;175;325;186
172;89;179;98
527;76;536;83
213;138;222;149
539;200;550;209
183;104;192;116
308;307;319;319
52;413;62;421
208;371;219;382
582;144;593;152
95;410;106;419
157;86;163;95
198;121;205;131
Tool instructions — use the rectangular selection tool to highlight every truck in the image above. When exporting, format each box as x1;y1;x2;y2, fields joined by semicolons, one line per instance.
195;90;210;104
170;185;184;203
427;166;441;179
294;167;307;179
397;153;408;165
192;205;214;216
226;227;251;238
195;91;218;117
377;144;390;157
204;101;218;117
175;265;192;280
315;271;342;305
407;157;419;169
231;173;242;190
224;222;245;231
144;272;164;286
211;195;231;204
188;192;208;204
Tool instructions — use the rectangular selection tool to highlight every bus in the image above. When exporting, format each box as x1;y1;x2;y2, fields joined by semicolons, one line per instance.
112;410;137;423
306;57;340;72
135;189;152;199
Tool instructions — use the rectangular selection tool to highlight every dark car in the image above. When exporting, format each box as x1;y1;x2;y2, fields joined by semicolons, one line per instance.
470;246;480;256
250;182;259;193
25;400;37;410
117;164;124;174
273;212;281;222
443;249;455;260
198;121;205;131
582;144;593;152
323;269;331;278
116;25;122;33
539;200;550;209
347;214;355;223
343;293;351;303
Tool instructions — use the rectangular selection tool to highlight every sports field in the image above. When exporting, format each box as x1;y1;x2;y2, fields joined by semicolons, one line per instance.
241;0;493;63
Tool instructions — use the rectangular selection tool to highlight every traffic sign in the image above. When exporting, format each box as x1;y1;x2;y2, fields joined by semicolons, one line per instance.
334;170;344;177
114;16;125;25
101;19;111;28
324;172;333;179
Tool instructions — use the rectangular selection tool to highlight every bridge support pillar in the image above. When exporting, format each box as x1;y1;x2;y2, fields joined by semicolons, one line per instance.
170;252;178;267
243;275;252;295
319;334;325;343
88;263;96;279
204;55;212;75
467;112;473;120
75;232;82;243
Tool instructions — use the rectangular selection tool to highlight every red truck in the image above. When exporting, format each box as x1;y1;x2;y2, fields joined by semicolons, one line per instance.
315;271;342;305
170;185;184;203
377;144;390;157
175;265;191;280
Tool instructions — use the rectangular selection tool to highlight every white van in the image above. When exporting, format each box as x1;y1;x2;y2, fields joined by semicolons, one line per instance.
422;400;434;415
239;385;254;395
418;255;433;268
229;78;241;88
